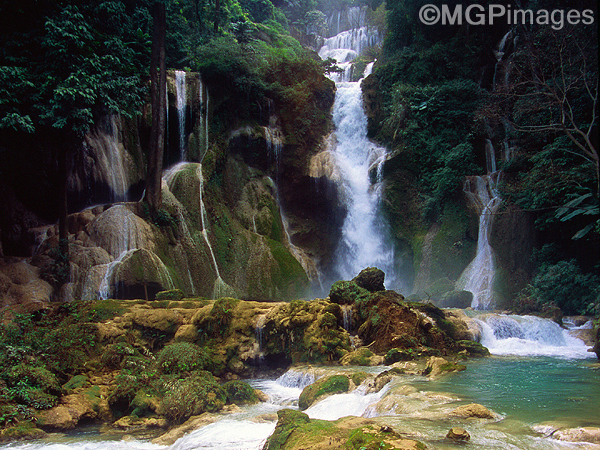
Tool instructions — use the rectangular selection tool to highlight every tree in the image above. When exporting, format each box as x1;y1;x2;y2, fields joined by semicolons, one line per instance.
0;0;149;280
144;1;167;214
485;23;599;240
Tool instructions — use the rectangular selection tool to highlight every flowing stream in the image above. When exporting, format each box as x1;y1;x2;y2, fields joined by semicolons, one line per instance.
2;327;596;450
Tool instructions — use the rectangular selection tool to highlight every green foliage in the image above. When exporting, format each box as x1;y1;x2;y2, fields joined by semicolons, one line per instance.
1;363;60;410
155;289;185;301
160;374;226;422
529;259;600;315
156;342;212;374
377;80;485;218
222;380;259;405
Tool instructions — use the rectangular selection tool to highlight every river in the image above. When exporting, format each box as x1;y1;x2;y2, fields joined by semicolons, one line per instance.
1;314;597;450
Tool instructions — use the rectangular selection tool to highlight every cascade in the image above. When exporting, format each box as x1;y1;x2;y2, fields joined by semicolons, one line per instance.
175;70;187;160
254;314;267;365
318;27;398;288
263;100;283;182
471;313;592;358
456;175;501;309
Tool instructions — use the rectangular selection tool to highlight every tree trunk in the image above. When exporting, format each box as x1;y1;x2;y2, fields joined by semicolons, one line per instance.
144;1;167;213
214;0;220;33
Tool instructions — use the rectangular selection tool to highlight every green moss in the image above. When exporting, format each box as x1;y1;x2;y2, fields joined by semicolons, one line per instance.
155;289;185;301
263;409;312;450
222;380;259;405
298;375;350;410
430;201;476;282
267;238;309;297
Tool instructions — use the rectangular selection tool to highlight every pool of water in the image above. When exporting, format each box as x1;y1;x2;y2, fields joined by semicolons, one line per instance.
423;356;600;427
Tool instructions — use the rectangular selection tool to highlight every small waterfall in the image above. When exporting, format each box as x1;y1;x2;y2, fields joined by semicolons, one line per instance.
456;176;501;309
341;304;352;331
254;314;267;366
263;100;283;182
175;70;187;160
471;313;592;358
319;26;397;287
196;165;220;279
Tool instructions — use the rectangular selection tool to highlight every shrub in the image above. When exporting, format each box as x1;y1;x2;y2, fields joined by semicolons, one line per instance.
222;380;258;405
160;375;226;422
155;289;185;301
156;342;211;374
530;259;600;315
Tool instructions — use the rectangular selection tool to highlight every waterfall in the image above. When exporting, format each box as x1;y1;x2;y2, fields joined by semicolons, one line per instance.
196;165;220;280
318;25;398;288
456;176;501;309
471;313;593;358
175;70;187;160
254;314;267;366
341;304;352;331
263;100;283;182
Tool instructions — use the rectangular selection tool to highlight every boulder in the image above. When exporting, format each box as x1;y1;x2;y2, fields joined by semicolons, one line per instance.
328;280;369;305
450;403;497;419
550;427;600;444
446;427;470;441
424;356;466;378
263;410;425;450
298;375;350;410
352;267;385;292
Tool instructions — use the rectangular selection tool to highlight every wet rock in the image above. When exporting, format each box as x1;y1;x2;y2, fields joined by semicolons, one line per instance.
298;375;350;410
552;427;600;444
446;427;470;441
262;410;425;450
450;403;497;419
424;356;466;378
352;267;385;292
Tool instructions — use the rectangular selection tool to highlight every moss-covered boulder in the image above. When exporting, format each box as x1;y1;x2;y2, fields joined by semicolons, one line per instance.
262;410;425;450
352;267;385;292
298;375;350;410
455;340;490;357
329;280;369;305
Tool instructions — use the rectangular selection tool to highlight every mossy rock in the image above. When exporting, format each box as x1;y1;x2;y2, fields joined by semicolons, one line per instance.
352;267;385;292
339;348;374;366
263;409;311;450
155;289;184;301
298;375;350;410
384;347;442;364
160;375;226;422
62;375;89;391
456;340;490;357
263;412;426;450
329;281;370;305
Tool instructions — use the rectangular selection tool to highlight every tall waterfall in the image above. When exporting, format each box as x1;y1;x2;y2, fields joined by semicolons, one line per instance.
175;70;187;160
318;17;398;286
456;175;501;309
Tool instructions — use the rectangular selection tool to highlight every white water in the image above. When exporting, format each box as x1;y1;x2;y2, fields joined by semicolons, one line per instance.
175;70;187;161
318;24;398;286
471;313;593;358
3;362;595;450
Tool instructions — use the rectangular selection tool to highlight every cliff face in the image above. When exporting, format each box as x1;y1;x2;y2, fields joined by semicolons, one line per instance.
2;66;336;305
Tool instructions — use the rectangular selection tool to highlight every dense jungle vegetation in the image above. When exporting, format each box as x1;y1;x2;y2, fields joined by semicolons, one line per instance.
0;0;598;311
0;0;598;439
